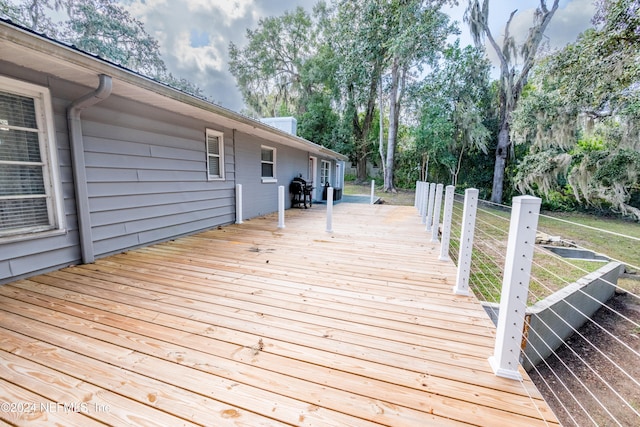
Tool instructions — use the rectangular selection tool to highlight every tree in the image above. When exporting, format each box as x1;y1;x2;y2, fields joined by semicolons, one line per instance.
511;0;640;219
413;42;492;186
226;0;455;188
324;0;454;185
326;0;386;182
0;0;21;21
228;7;316;117
1;0;62;36
378;0;455;192
465;0;559;203
294;33;343;149
226;1;375;174
1;0;206;99
64;0;167;78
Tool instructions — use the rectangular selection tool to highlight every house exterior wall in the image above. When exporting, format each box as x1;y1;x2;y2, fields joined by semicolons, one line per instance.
79;95;236;258
234;133;309;219
0;53;344;284
309;157;342;201
0;63;81;283
0;66;239;281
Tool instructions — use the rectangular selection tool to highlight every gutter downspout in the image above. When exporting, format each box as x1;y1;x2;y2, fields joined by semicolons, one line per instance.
67;74;112;264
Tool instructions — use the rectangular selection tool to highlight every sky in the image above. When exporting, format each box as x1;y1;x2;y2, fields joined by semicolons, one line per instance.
120;0;596;112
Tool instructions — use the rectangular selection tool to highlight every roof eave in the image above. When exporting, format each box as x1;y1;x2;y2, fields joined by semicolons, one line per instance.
0;20;347;161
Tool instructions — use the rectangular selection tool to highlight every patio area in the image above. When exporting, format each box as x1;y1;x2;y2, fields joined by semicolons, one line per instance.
0;203;559;426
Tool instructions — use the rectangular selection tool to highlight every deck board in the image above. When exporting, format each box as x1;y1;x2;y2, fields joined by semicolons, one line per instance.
0;204;559;426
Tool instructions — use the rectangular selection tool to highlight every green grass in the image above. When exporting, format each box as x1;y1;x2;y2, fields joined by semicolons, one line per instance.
451;202;636;305
343;182;416;206
536;212;640;273
345;181;640;303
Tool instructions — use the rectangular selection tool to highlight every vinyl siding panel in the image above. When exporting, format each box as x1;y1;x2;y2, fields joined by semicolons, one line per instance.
1;59;336;284
234;133;313;219
6;239;80;277
79;97;236;258
0;65;81;284
89;190;226;212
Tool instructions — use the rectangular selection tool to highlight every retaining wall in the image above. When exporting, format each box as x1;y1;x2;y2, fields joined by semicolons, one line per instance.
482;261;624;371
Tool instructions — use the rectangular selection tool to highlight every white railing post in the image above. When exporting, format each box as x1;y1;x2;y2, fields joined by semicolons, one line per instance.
420;182;427;217
370;180;375;205
489;196;541;380
431;183;444;243
421;182;429;224
453;188;478;295
414;180;420;209
326;187;334;233
426;182;436;231
235;184;243;224
439;185;455;261
278;185;285;229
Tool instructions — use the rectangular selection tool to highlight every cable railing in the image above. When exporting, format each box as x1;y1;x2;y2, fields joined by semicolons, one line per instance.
415;181;640;427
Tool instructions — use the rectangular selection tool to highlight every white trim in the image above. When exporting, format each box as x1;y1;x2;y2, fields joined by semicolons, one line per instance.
205;128;225;181
320;160;331;187
308;156;317;182
309;156;318;200
260;145;276;181
0;75;65;239
335;162;344;188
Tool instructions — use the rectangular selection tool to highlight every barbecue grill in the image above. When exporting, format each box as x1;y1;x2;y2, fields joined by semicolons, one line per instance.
289;176;314;208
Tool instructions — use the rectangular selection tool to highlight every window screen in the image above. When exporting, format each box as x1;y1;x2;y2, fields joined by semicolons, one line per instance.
261;146;275;178
206;129;224;180
0;90;52;234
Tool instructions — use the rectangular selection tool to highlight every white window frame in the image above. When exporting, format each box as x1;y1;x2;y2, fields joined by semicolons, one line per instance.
308;156;317;184
205;128;225;181
320;160;331;187
0;75;65;240
260;145;277;183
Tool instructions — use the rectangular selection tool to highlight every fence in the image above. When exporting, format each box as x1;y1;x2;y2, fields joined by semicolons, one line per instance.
415;181;640;427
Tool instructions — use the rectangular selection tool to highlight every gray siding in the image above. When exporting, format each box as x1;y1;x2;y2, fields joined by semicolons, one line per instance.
0;66;81;284
1;61;340;284
309;155;339;202
0;67;236;282
80;96;236;258
234;133;310;219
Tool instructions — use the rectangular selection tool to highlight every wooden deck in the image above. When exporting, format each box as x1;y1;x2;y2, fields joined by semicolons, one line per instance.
0;203;559;426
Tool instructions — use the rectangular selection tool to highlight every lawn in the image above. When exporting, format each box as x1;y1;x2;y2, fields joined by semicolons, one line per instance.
452;201;640;304
344;181;640;302
343;181;416;206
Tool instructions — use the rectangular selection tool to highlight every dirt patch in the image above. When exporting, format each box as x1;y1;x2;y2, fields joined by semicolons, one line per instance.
528;291;640;426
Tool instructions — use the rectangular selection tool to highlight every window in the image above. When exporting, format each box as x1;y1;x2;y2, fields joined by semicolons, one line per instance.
261;146;276;183
206;129;224;180
320;160;331;186
0;76;64;238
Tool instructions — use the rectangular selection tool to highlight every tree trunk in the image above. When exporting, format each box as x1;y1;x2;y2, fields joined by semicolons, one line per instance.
385;62;398;192
491;124;510;204
453;145;466;188
467;0;560;205
352;65;380;183
378;75;386;185
385;59;404;192
356;152;368;182
421;153;429;181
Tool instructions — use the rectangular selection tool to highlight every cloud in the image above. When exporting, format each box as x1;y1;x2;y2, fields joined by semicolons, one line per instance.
185;0;257;20
454;0;595;77
507;0;594;48
122;0;312;111
546;0;595;47
122;0;594;112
